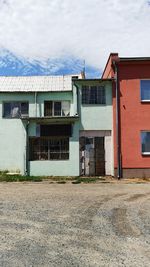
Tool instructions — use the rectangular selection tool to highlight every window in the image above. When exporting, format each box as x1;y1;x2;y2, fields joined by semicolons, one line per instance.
44;101;70;116
82;86;105;104
141;80;150;101
29;137;69;160
141;131;150;154
3;102;29;118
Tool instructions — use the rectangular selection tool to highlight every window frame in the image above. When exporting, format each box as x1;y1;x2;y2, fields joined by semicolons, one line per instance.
81;85;106;105
140;80;150;102
44;101;70;117
3;101;29;118
29;137;69;161
141;131;150;155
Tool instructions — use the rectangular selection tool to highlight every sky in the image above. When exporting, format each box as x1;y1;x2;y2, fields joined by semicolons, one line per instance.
0;0;149;76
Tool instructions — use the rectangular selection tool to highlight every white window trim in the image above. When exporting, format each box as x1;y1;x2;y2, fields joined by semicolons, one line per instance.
142;152;150;155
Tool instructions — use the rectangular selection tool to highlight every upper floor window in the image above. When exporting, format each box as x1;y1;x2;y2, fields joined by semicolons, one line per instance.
3;102;29;118
141;80;150;101
44;101;70;116
82;86;106;104
141;131;150;154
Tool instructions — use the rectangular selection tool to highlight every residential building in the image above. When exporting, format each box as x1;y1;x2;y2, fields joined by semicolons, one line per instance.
0;75;113;176
74;78;113;176
102;53;150;178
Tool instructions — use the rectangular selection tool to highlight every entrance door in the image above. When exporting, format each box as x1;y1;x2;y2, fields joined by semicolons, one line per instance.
80;137;105;176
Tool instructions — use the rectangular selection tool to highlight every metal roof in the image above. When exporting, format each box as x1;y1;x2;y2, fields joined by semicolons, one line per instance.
0;75;80;92
120;57;150;61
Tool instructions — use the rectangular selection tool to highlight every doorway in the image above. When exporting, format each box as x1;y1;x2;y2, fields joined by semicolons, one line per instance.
80;136;105;176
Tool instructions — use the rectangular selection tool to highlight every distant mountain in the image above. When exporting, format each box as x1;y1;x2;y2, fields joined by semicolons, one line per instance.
0;50;100;78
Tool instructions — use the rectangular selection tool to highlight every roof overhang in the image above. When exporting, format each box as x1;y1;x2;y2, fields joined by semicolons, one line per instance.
21;116;79;123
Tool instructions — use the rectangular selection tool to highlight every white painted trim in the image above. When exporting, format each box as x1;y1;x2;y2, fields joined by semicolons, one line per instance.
105;136;112;175
80;130;111;137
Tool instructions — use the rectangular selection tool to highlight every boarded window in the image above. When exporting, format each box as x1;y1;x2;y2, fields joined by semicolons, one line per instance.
40;124;72;137
29;137;69;160
82;86;106;104
3;102;29;118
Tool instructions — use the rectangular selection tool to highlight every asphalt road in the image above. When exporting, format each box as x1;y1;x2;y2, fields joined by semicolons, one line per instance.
0;182;150;267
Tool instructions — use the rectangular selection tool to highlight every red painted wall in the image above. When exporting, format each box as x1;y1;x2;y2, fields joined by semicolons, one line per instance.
114;61;150;168
102;53;118;79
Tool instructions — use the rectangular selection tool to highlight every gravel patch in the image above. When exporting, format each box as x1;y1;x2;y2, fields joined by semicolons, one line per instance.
0;182;150;266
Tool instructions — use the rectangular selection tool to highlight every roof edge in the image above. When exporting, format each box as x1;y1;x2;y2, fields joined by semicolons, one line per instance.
101;53;118;79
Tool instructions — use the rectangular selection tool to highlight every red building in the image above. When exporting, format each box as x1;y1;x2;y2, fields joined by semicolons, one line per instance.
102;53;150;178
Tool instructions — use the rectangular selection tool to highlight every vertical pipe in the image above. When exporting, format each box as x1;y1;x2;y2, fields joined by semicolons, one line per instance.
35;92;37;117
73;82;79;115
25;121;29;176
115;63;122;179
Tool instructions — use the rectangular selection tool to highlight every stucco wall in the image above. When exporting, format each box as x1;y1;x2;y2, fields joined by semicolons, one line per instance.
29;121;80;176
0;91;79;175
0;82;113;176
113;62;150;169
77;81;113;130
0;119;26;174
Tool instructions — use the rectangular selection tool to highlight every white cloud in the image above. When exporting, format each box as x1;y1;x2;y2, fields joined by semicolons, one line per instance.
0;0;149;70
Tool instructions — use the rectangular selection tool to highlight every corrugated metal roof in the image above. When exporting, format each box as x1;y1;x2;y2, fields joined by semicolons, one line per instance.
0;75;80;92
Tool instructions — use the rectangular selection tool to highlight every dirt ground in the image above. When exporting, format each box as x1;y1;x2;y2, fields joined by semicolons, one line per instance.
0;182;150;267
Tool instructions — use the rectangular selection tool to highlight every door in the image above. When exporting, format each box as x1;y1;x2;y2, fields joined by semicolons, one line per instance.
95;137;105;176
80;136;105;176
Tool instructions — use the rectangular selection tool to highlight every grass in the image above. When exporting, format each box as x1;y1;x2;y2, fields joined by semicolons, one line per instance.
0;172;42;182
0;172;106;183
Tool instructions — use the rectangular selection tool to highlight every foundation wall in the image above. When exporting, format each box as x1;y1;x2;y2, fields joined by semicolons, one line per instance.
114;168;150;178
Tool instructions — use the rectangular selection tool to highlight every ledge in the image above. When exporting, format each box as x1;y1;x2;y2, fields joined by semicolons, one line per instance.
20;115;79;123
141;100;150;103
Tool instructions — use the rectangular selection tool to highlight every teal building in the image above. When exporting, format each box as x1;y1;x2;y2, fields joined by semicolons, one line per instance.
0;75;113;176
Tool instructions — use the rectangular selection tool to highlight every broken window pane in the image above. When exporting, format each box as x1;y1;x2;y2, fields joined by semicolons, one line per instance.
3;102;29;118
44;101;70;117
62;101;70;116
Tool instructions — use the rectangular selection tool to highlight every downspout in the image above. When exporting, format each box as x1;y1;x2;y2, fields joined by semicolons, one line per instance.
72;81;79;116
25;120;29;176
74;83;79;115
35;92;37;117
114;62;122;179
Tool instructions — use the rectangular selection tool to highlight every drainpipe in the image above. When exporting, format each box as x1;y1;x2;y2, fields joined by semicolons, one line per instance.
25;120;29;176
72;82;79;116
35;92;37;117
114;62;122;179
75;83;79;116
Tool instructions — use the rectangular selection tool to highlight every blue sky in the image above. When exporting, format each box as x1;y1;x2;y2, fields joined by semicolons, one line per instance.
0;0;149;77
